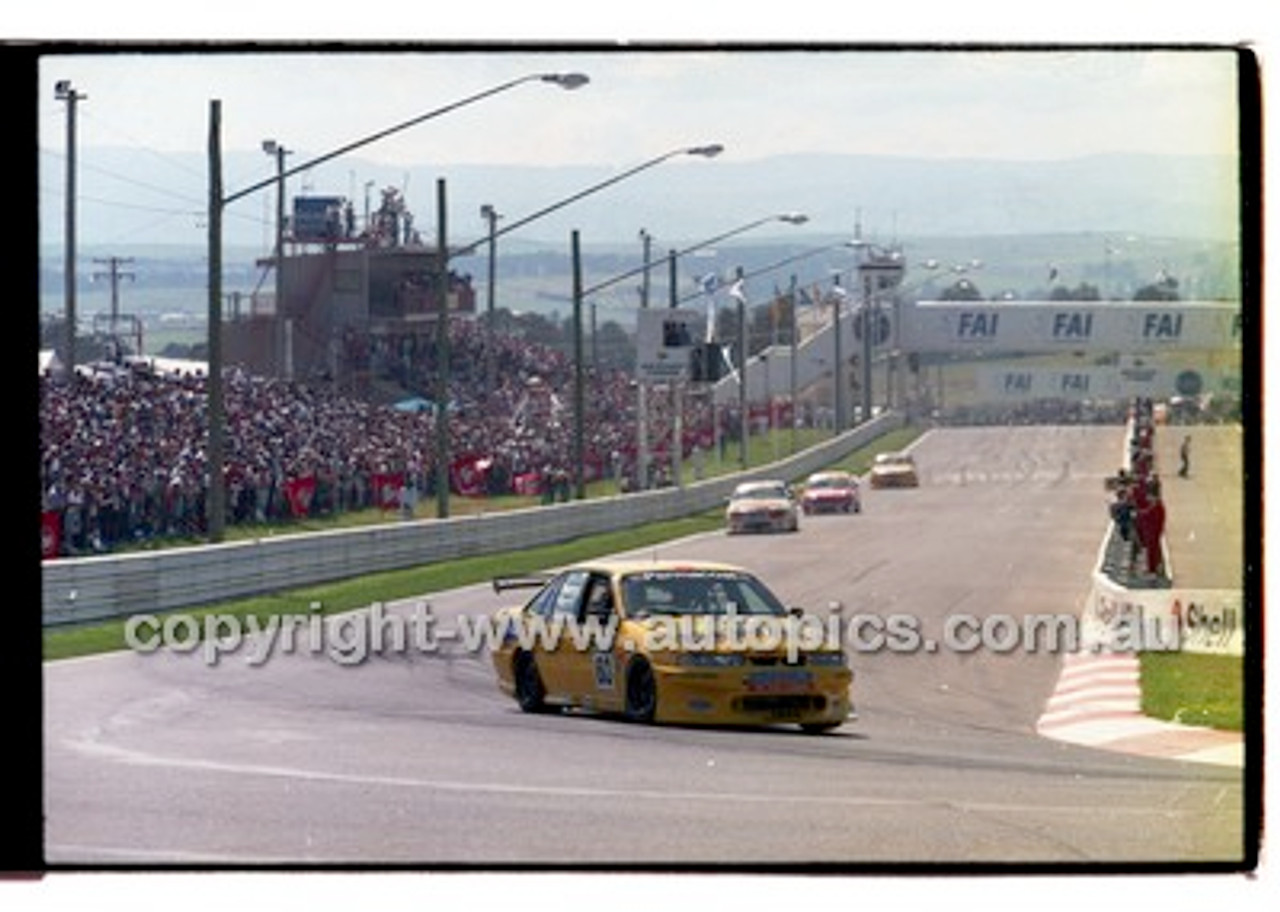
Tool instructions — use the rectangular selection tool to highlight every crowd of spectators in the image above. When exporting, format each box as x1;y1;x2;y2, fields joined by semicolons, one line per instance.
43;317;1205;559
40;323;749;556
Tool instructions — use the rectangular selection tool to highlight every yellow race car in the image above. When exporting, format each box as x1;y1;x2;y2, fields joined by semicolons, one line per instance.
489;560;854;733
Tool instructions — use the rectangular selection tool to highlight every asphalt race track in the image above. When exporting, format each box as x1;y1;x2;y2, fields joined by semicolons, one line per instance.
43;426;1247;867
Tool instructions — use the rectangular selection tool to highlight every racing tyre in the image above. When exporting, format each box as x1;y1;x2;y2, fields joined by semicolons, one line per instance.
799;722;842;735
624;659;658;723
513;651;548;713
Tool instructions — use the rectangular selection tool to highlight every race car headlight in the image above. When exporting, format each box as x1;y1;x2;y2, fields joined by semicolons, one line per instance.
805;652;848;667
678;653;747;668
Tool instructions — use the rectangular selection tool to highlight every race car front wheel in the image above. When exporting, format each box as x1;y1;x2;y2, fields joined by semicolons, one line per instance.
624;659;657;723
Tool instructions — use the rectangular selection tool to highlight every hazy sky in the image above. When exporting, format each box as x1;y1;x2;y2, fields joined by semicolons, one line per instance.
38;48;1241;170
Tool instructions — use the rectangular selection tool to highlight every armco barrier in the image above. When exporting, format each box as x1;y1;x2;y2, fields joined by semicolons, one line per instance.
42;413;905;627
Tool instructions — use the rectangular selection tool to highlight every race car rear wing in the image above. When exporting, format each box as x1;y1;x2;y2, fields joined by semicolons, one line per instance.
492;573;553;594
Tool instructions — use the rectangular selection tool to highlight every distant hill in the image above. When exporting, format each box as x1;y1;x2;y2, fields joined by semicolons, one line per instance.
40;146;1241;254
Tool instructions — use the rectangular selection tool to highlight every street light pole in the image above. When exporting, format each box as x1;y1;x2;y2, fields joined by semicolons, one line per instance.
576;211;808;309
56;80;85;377
207;100;226;540
832;273;846;432
856;244;906;424
637;228;652;490
205;71;588;540
436;179;452;519
667;248;682;486
861;268;873;425
673;236;865;441
731;271;748;469
459;145;724;259
480;203;502;398
262;139;289;378
789;273;799;454
551;146;725;499
571;230;586;500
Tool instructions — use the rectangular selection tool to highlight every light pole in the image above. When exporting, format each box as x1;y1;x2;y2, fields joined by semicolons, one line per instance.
572;209;809;492
571;229;586;499
831;273;848;431
480;202;502;398
206;70;588;540
856;244;907;424
730;272;749;468
458;145;725;259
541;145;728;499
431;145;724;515
262;139;290;378
637;228;654;489
678;237;860;441
435;179;451;520
789;273;799;453
890;256;967;412
630;212;809;473
449;145;726;500
589;212;810;318
55;80;86;376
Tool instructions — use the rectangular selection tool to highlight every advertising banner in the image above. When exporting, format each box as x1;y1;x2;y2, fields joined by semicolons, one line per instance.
902;301;1241;354
41;510;61;559
372;472;405;511
1086;573;1244;656
976;364;1238;402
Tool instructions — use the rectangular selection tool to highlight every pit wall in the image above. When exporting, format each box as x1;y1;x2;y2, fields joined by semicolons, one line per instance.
1082;415;1243;656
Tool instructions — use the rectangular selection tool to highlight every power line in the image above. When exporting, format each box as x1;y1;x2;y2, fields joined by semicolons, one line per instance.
39;181;269;231
39;145;206;208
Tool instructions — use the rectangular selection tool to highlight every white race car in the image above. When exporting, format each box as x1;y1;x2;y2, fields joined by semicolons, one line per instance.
726;480;800;534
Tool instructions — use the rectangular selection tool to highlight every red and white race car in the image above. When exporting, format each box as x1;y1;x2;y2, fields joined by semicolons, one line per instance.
800;471;861;514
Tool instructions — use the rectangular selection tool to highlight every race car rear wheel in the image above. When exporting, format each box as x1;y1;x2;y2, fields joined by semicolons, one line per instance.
513;651;548;713
624;659;657;723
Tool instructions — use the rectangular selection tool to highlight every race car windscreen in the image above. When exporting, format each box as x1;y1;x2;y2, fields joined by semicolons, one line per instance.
732;487;787;500
808;477;850;489
620;571;787;618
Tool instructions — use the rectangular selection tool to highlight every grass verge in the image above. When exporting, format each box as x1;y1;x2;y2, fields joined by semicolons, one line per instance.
43;425;924;662
1140;651;1244;732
